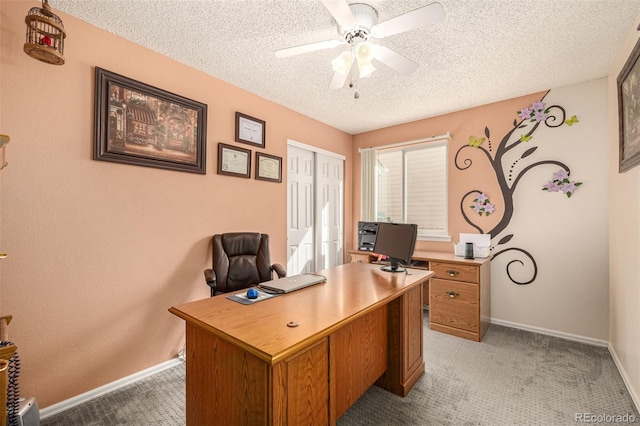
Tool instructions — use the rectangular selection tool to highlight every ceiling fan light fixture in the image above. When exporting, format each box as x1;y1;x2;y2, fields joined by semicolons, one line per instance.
358;60;375;78
275;0;445;90
355;41;375;63
331;50;353;74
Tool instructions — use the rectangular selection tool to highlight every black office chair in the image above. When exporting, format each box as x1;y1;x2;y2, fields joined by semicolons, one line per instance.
203;232;286;296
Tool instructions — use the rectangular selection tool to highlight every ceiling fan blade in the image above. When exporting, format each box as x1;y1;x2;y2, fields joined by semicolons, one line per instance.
275;39;342;58
374;45;419;75
320;0;357;29
372;2;445;39
330;67;351;90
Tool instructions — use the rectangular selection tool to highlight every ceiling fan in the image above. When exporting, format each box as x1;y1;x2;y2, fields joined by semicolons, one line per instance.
274;1;445;90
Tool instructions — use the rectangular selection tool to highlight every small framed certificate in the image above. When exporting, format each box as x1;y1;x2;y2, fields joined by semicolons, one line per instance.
217;143;251;178
235;112;265;148
255;152;282;183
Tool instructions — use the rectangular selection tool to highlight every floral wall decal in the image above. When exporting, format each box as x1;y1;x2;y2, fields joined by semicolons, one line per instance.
457;99;583;285
543;169;582;198
470;192;496;216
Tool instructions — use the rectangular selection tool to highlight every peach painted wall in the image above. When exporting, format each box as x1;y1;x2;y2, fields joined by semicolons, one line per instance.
0;1;352;408
608;16;640;409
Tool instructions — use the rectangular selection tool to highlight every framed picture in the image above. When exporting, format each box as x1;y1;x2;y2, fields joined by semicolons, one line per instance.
617;38;640;173
94;67;207;174
235;112;265;148
255;152;282;183
218;143;251;178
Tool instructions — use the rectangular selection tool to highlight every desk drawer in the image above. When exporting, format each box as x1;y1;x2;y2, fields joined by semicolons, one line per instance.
429;278;478;333
350;253;372;264
431;262;479;284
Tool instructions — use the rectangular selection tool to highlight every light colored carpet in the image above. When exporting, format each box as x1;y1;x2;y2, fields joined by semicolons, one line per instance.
42;313;638;425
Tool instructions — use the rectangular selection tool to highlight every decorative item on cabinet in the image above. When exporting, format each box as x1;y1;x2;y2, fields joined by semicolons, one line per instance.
24;0;66;65
0;135;9;171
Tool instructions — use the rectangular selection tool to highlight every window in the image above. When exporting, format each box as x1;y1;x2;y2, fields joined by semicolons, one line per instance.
362;139;449;241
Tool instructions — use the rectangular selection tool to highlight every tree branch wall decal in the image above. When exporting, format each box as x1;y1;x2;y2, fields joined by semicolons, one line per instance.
455;99;582;285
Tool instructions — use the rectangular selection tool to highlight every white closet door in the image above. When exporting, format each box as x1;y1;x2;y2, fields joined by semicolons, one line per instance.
287;145;315;274
315;153;344;270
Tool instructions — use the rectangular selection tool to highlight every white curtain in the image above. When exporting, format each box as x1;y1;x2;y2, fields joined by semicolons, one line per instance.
360;148;377;221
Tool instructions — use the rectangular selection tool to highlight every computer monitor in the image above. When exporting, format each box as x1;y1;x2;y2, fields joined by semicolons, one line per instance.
373;222;418;273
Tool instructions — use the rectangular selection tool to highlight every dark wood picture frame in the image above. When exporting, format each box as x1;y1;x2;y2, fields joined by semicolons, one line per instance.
94;67;207;174
617;38;640;173
255;152;282;183
235;112;266;148
217;143;251;178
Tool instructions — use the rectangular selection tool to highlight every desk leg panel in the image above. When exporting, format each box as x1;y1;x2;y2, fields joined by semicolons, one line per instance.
186;323;269;425
331;306;388;420
377;284;425;397
283;339;329;425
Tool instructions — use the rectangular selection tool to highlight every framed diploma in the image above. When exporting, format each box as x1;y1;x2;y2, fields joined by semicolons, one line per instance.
217;143;251;178
255;152;282;183
235;112;265;148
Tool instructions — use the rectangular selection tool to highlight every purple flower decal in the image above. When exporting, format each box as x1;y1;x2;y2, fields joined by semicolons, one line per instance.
483;203;496;214
518;107;532;120
561;181;578;194
519;100;549;123
543;169;582;198
553;169;569;181
531;101;546;111
543;181;561;192
469;192;496;216
533;109;548;122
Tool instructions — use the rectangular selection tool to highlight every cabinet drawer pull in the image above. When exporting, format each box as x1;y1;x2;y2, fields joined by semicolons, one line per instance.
446;270;459;277
445;291;459;298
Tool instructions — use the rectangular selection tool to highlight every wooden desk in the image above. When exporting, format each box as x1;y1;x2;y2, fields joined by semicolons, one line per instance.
169;262;434;425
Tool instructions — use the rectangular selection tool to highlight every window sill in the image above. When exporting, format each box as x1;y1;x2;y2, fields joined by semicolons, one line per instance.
417;234;452;243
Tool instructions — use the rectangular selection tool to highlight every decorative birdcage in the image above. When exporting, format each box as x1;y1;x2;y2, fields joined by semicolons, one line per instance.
23;0;66;65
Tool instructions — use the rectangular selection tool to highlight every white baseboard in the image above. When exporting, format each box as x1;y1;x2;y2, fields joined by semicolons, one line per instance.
608;343;640;413
490;317;609;347
40;358;183;419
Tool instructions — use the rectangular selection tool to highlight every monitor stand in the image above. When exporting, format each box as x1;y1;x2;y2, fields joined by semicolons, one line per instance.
380;262;405;273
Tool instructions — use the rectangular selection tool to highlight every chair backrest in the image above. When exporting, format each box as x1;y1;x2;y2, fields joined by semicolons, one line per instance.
212;232;273;294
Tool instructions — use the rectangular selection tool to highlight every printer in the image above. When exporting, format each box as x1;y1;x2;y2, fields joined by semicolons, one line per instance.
357;221;379;252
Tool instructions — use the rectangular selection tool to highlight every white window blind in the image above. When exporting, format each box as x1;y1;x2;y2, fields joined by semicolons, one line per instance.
361;135;450;241
360;148;377;222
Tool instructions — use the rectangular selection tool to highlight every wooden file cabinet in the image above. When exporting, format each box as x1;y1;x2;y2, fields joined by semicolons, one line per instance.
348;249;491;342
428;260;490;342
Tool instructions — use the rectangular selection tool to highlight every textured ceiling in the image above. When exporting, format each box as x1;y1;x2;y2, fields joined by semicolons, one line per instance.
54;0;640;134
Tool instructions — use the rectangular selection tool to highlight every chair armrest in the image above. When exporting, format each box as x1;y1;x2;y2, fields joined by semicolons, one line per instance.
271;263;286;278
204;269;216;297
